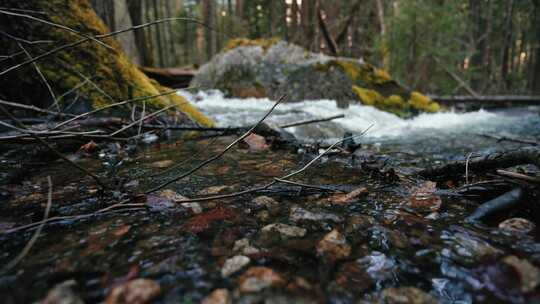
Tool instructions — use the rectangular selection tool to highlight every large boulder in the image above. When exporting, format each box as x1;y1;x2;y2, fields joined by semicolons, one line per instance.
192;39;440;118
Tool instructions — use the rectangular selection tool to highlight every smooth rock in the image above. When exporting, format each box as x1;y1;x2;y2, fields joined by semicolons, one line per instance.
262;223;307;238
201;289;231;304
252;196;279;209
380;287;437;304
233;238;260;255
498;217;536;235
502;255;540;292
289;207;342;223
221;255;251;278
238;266;285;293
317;229;351;261
105;279;161;304
41;280;84;304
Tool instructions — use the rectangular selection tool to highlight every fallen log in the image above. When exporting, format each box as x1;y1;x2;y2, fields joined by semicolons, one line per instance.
466;188;524;222
419;147;540;180
429;95;540;108
139;66;194;89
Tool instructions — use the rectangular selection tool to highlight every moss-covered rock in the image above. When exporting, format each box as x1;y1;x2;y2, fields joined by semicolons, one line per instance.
0;0;212;126
192;39;439;118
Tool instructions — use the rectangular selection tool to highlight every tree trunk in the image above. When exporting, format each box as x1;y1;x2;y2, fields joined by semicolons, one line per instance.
500;0;514;91
532;0;540;93
0;0;212;126
127;0;154;66
202;0;216;61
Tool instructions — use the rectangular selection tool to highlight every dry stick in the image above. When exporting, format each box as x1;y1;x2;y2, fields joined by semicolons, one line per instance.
0;9;114;51
110;104;174;136
137;101;146;137
1;176;52;273
146;95;286;194
50;90;179;131
279;114;345;129
0;17;224;76
465;152;474;185
0;98;75;118
0;105;107;189
173;127;373;203
2;200;145;235
496;169;540;184
17;42;60;111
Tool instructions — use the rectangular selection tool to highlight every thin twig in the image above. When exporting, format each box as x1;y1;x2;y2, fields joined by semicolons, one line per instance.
110;104;174;136
0;9;114;51
50;90;179;131
279;114;345;128
0;17;223;76
145;95;286;194
0;98;75;117
172;126;373;203
465;152;473;185
496;169;540;184
1;176;52;273
17;42;60;111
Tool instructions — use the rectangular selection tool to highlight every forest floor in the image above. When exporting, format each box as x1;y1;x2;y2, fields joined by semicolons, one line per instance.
0;128;539;303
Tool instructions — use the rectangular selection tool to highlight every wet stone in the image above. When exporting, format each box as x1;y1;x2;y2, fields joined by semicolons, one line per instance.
357;251;396;281
233;238;260;255
346;214;375;233
202;289;232;304
442;231;503;264
380;287;437;304
237;266;285;293
221;255;251;278
502;255;540;292
498;217;536;235
261;223;307;238
317;229;351;261
40;280;84;304
105;279;161;304
289;206;342;225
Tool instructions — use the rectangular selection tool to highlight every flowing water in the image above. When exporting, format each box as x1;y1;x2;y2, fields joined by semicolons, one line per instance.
1;93;539;303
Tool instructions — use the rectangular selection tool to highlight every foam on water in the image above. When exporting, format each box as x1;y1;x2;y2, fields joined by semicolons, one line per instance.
180;90;539;144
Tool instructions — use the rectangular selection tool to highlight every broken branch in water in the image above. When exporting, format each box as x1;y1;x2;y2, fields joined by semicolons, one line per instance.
419;147;540;180
278;114;345;129
1;176;52;273
145;95;287;194
466;188;524;222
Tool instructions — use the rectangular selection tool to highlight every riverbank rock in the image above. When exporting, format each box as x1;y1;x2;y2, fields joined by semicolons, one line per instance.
192;38;440;118
237;266;285;293
221;255;251;278
317;229;351;261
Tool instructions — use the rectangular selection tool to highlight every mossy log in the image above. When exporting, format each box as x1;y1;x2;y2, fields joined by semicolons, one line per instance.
0;0;213;126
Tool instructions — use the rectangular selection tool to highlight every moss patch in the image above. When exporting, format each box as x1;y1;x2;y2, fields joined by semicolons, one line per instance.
223;37;280;53
0;0;212;126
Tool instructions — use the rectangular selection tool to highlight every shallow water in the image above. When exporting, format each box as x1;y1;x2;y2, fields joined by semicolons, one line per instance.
0;94;539;303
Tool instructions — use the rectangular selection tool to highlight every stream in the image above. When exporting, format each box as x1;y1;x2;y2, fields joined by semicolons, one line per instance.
1;93;539;303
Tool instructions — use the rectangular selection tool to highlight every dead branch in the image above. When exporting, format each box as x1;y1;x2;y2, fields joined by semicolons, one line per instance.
496;169;540;185
0;98;75;117
279;114;345;128
110;104;175;136
419;147;540;180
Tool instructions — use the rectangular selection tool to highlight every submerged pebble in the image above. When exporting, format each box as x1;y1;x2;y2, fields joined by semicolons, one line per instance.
380;287;437;304
105;279;161;304
201;289;231;304
237;267;285;293
221;255;251;278
317;229;351;261
261;223;307;238
498;217;536;235
502;255;540;292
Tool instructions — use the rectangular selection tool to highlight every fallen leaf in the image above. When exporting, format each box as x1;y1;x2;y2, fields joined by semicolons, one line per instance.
328;187;368;205
79;140;98;153
409;181;441;212
183;207;238;233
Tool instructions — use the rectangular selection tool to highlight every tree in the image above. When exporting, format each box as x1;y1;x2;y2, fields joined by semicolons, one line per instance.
0;0;212;126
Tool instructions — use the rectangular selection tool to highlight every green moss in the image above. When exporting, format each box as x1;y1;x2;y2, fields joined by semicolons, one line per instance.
223;37;280;52
408;91;440;113
1;0;213;126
